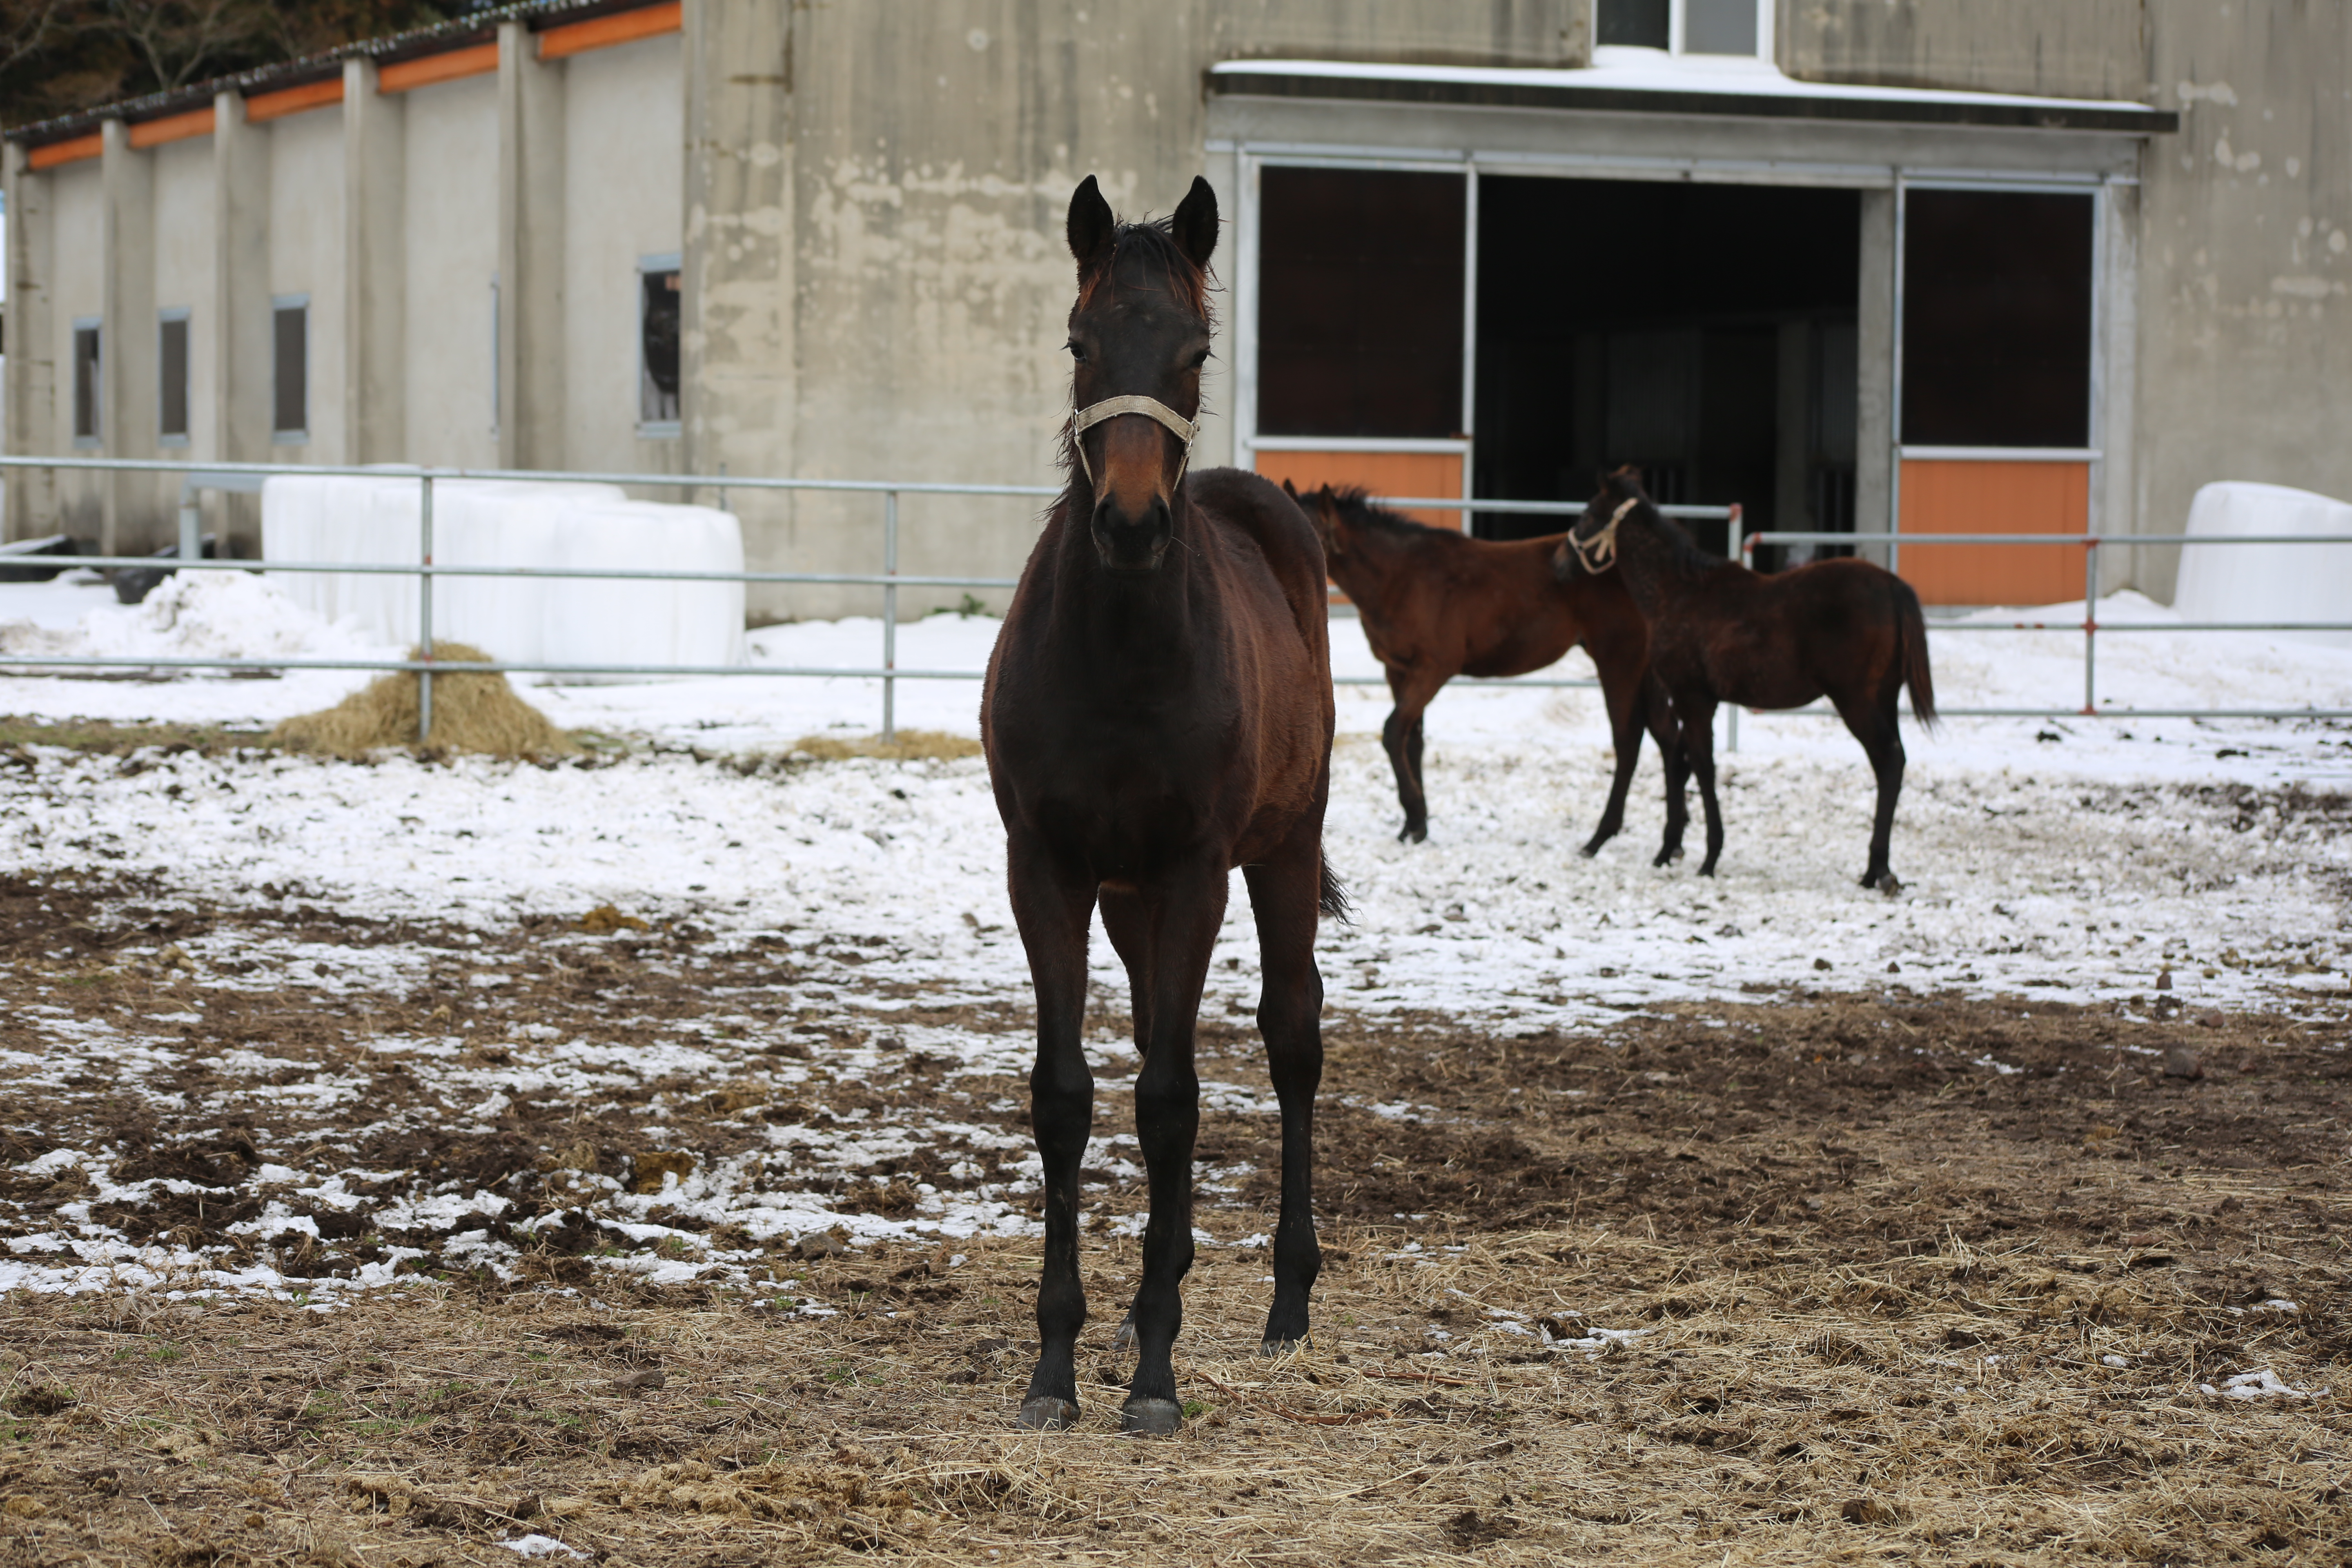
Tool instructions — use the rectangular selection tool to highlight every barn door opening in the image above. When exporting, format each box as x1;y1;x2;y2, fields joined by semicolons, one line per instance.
1470;177;1860;562
1895;185;2098;605
1247;165;1469;528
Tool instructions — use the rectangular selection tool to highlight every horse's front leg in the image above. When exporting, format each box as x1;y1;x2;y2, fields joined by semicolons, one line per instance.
1123;858;1227;1435
1005;835;1100;1431
1583;633;1649;857
1244;831;1325;1352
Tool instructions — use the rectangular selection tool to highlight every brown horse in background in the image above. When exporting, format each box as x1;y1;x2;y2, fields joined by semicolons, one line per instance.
983;176;1341;1437
1559;467;1937;891
1292;484;1686;860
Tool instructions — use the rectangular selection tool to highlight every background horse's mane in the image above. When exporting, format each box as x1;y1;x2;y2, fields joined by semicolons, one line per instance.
1604;471;1719;577
1324;488;1438;541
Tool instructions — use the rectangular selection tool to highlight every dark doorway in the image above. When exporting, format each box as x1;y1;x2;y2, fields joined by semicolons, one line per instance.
1472;178;1861;561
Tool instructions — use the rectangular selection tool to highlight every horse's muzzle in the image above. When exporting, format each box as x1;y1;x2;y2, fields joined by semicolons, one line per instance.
1092;496;1172;573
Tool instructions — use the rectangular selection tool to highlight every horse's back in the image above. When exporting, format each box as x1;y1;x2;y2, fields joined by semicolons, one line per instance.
1186;468;1331;659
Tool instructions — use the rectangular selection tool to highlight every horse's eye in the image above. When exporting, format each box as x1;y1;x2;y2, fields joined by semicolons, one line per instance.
1187;349;1210;371
1066;340;1087;363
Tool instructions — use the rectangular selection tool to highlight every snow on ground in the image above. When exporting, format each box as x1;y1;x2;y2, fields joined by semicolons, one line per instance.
0;572;2346;1301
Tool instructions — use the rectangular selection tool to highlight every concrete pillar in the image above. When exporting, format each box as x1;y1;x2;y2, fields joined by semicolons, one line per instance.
2096;175;2143;595
100;118;162;553
344;57;407;465
1855;185;1895;570
213;90;272;548
497;20;566;469
682;0;797;611
3;142;58;541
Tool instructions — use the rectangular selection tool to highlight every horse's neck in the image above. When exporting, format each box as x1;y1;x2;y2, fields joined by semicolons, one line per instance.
1048;494;1208;680
1613;522;1686;615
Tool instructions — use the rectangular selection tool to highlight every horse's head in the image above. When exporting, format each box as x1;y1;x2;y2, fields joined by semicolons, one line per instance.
1285;480;1349;564
1065;175;1217;573
1555;466;1650;581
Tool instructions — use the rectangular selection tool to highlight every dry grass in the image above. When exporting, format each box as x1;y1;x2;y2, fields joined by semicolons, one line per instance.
1;1221;2340;1567
790;730;983;763
268;644;580;761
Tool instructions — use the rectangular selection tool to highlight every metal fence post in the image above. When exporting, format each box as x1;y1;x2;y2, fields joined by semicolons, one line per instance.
882;490;899;742
2082;535;2099;717
419;472;436;744
1726;503;1742;753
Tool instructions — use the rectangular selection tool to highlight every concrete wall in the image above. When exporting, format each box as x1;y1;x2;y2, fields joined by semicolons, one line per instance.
154;138;217;458
47;163;102;536
1780;0;2149;102
268;107;345;459
402;75;499;468
684;0;1590;621
2129;0;2352;597
561;31;684;477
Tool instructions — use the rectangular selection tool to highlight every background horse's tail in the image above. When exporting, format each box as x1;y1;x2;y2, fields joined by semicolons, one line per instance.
1319;855;1352;923
1895;579;1939;732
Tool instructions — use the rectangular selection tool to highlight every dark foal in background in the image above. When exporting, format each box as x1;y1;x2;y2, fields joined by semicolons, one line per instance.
1292;483;1685;859
1561;468;1938;890
982;176;1341;1436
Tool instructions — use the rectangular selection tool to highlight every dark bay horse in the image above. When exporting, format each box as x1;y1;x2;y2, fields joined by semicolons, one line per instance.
1559;467;1938;890
1291;483;1686;859
982;176;1341;1436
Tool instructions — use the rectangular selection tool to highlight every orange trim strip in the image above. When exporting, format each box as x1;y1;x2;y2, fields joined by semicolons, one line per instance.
537;2;682;60
128;107;215;149
246;78;344;122
379;40;499;93
27;132;102;170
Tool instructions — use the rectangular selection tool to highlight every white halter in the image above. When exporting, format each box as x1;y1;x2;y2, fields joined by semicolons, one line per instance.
1568;495;1640;575
1071;395;1199;489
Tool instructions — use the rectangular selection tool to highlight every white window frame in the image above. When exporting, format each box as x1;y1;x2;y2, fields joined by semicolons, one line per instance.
637;252;683;439
1597;0;1775;62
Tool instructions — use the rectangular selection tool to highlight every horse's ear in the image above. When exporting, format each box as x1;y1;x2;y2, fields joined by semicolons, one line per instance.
1067;177;1116;273
1171;176;1219;271
1282;479;1300;500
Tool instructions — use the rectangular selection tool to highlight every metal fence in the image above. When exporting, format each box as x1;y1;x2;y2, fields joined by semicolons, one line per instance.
3;454;2343;747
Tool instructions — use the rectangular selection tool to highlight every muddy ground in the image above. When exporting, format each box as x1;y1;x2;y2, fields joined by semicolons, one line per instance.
0;862;2347;1563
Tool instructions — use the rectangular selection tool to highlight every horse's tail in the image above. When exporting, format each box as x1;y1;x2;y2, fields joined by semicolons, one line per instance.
1319;854;1352;923
1895;579;1939;733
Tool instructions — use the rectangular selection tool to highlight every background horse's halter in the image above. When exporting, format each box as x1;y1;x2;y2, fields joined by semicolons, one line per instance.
1568;496;1641;575
1072;395;1200;490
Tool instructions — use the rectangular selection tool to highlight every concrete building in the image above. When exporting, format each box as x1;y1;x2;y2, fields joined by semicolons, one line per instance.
4;0;2344;615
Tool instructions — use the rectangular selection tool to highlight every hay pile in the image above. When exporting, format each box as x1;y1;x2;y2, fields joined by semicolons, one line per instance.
271;642;580;760
790;729;981;762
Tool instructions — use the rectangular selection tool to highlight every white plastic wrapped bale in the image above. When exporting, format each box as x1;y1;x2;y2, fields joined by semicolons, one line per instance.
2174;482;2352;649
260;473;746;675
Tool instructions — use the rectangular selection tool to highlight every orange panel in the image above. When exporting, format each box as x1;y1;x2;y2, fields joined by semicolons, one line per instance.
380;42;500;94
129;108;214;149
1898;459;2089;606
247;78;344;121
539;2;682;59
28;133;102;170
1250;449;1464;532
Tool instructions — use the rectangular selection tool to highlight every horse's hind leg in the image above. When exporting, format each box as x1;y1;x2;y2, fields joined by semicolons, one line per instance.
1243;831;1326;1354
1005;837;1100;1431
1679;695;1726;876
1098;886;1151;1352
1123;860;1227;1435
1838;692;1907;889
1648;681;1693;866
1383;667;1443;843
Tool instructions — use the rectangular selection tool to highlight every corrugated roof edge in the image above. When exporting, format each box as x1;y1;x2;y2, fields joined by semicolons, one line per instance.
6;0;663;146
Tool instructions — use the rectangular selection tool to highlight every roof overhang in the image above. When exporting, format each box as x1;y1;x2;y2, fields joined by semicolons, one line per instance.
1209;58;2176;137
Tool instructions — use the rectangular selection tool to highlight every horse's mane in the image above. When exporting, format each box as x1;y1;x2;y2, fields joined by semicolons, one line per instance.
1324;487;1443;543
1604;470;1721;577
1075;216;1213;321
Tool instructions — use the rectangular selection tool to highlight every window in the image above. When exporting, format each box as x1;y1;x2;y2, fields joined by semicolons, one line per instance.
1900;189;2093;448
1598;0;1770;58
158;309;191;445
272;295;307;442
639;254;681;433
1257;169;1462;437
71;319;100;445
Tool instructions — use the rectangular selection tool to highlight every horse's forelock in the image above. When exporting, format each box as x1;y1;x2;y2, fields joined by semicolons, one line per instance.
1075;218;1212;321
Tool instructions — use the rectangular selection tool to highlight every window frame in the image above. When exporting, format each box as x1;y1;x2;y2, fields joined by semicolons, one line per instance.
71;317;102;447
637;252;683;439
270;292;309;445
1597;0;1775;62
157;307;192;448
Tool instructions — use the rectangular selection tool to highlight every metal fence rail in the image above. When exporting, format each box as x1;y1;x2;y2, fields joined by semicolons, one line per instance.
5;454;2344;745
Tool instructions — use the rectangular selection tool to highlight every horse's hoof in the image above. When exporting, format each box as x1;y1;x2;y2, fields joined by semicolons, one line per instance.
1259;1335;1307;1358
1697;863;1718;878
1111;1315;1136;1352
1119;1397;1183;1437
1017;1397;1080;1431
1877;873;1904;897
1399;822;1427;845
